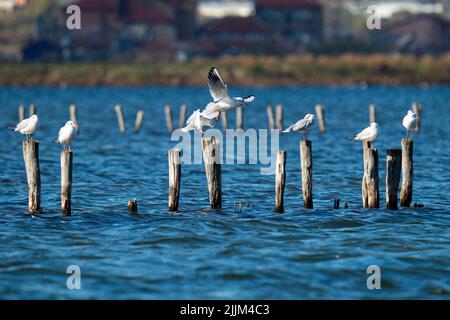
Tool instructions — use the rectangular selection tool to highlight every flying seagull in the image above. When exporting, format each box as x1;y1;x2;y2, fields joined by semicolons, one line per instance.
9;114;39;140
202;66;255;122
402;110;417;138
55;120;79;150
181;109;215;134
283;113;315;140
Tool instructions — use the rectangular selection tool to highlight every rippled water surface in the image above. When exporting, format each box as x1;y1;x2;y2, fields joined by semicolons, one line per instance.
0;86;449;299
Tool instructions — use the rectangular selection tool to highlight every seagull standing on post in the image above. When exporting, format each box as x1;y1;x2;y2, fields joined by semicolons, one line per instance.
55;121;79;151
351;122;378;147
9;114;39;140
402;110;417;138
202;67;255;122
283;113;315;140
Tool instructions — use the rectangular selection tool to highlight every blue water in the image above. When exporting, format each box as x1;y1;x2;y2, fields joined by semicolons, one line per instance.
0;85;449;299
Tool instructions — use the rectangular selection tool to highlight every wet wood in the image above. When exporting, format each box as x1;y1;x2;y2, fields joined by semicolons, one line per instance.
115;104;126;134
221;112;227;130
23;140;41;213
202;137;221;209
178;104;187;129
236;107;243;129
128;199;138;212
266;105;274;129
168;148;181;211
334;198;340;209
386;149;402;209
412;102;422;133
134;110;144;133
18;104;25;121
400;138;413;207
300;140;313;208
61;149;73;215
315;104;326;133
275;150;286;213
276;104;283;131
362;147;379;208
369;104;376;123
164;104;173;133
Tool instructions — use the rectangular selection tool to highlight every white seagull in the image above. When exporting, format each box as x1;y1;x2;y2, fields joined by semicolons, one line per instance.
55;120;79;150
202;66;255;122
352;122;378;146
283;113;315;140
402;110;417;138
9;114;39;140
181;109;215;134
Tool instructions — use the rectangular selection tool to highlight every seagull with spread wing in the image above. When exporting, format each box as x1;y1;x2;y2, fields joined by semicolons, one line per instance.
9;114;39;140
202;67;255;122
181;109;215;134
283;113;315;140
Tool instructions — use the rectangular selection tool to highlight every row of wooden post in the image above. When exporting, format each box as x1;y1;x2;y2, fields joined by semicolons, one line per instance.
18;104;36;121
114;104;145;134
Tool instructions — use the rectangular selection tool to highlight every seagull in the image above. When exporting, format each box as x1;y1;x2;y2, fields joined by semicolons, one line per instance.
351;122;378;147
202;66;255;122
9;114;39;140
181;109;215;134
283;113;315;140
402;110;417;138
55;120;79;150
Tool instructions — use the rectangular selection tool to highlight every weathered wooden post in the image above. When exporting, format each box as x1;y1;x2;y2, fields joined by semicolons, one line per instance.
29;104;36;116
236;107;243;129
315;104;326;133
128;199;138;212
168;148;181;211
115;104;126;134
412;102;422;133
386;149;402;209
134;110;144;133
333;198;340;209
178;104;187;129
362;146;379;208
70;104;77;122
266;105;274;129
275;150;286;213
300;140;313;208
202;137;221;209
369;104;376;124
23;140;41;213
221;112;227;130
400;138;413;207
61;149;73;215
164;104;173;133
276;104;283;131
18;104;25;121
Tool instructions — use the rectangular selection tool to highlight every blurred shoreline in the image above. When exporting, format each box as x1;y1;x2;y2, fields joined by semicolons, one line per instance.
1;54;449;87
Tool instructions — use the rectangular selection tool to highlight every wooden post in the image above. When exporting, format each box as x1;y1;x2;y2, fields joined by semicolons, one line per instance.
29;104;36;116
115;104;126;134
202;137;221;209
61;149;73;215
23;140;41;213
369;104;376;124
70;104;77;122
362;147;379;208
344;201;348;208
128;199;138;212
164;104;173;133
134;110;144;133
221;112;227;130
178;104;187;129
386;149;402;210
276;104;283;131
266;105;274;129
168;148;181;211
333;198;340;209
412;103;422;133
236;107;243;129
400;138;413;207
275;150;286;213
18;104;25;121
300;140;313;208
315;104;326;133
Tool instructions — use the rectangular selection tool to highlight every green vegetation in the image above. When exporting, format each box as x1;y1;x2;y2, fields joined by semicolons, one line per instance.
1;54;450;86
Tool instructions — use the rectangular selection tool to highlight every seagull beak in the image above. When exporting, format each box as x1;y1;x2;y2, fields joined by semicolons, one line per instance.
73;123;79;130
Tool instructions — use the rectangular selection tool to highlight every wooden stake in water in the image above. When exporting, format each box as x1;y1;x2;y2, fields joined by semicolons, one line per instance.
61;149;73;215
168;148;181;212
362;147;379;208
266;105;274;130
386;148;402;210
300;140;313;208
276;104;283;131
236;107;243;130
221;112;228;130
18;104;25;121
164;104;173;133
202;137;221;209
275;150;286;213
369;104;376;124
178;104;187;129
29;104;36;117
315;104;326;133
70;104;77;122
134;110;144;133
115;104;126;134
128;199;138;212
412;102;422;133
23;140;41;213
400;138;413;207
